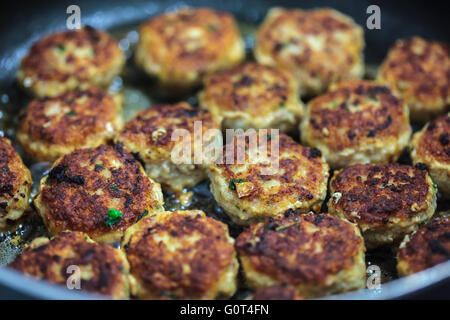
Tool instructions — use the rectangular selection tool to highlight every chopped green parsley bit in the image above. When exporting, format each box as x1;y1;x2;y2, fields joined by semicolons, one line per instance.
329;100;339;108
57;44;65;52
137;210;149;222
161;291;179;299
229;178;247;190
105;208;123;227
276;220;300;231
207;24;218;31
279;102;286;108
432;183;438;191
418;220;427;228
66;110;76;117
109;184;119;192
95;164;105;171
298;196;303;201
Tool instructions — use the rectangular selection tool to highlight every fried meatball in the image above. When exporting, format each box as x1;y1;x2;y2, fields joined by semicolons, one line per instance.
34;144;164;243
17;26;125;98
328;163;437;249
199;63;304;131
0;137;32;229
410;113;450;198
397;216;450;277
300;80;412;169
122;210;238;299
10;231;130;299
250;285;304;300
254;7;364;97
115;102;220;192
235;212;366;298
17;87;123;162
208;131;329;225
135;8;245;92
377;37;449;123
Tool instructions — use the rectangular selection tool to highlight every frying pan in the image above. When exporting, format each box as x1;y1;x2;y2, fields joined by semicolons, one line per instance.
0;0;449;299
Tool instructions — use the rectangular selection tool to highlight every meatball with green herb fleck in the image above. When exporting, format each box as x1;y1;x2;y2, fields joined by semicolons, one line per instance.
34;144;163;243
208;131;329;225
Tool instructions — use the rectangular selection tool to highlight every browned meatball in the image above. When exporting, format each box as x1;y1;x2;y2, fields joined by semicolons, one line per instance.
34;144;164;243
301;80;411;169
135;8;244;92
397;216;450;276
235;212;366;298
17;26;125;97
18;87;123;162
10;231;130;299
328;163;437;248
378;37;449;122
122;210;238;299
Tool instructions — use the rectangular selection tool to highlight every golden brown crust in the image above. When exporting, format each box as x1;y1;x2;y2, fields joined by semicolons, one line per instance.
410;113;450;198
414;114;450;164
122;210;238;299
303;80;410;151
251;285;304;300
135;8;244;90
10;231;130;299
18;87;122;162
200;62;303;130
0;137;32;227
235;212;364;285
209;131;329;225
377;37;449;122
116;102;219;191
328;163;437;248
329;163;431;224
217;133;326;201
34;144;163;243
254;8;364;96
18;26;125;97
117;102;218;158
397;216;450;276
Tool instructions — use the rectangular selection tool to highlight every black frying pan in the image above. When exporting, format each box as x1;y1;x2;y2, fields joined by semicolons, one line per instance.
0;0;449;299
